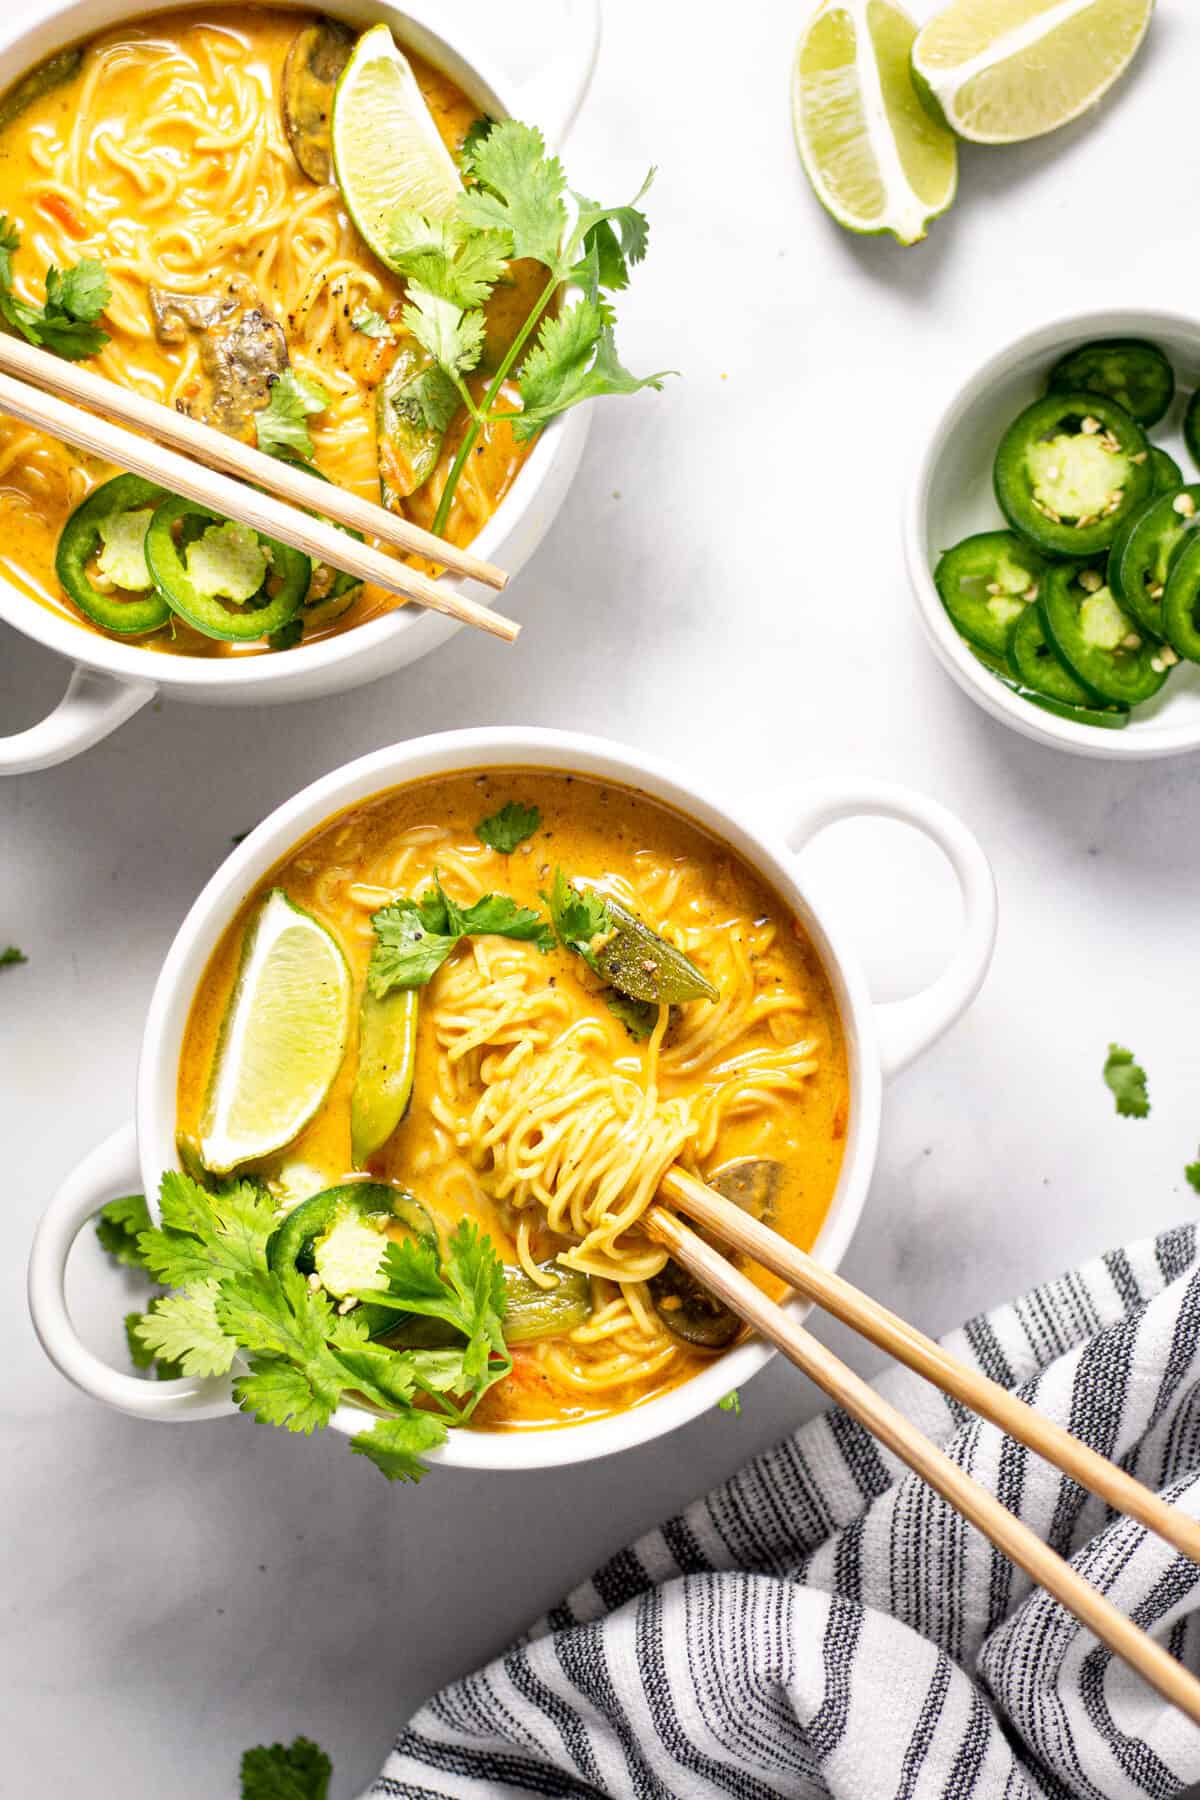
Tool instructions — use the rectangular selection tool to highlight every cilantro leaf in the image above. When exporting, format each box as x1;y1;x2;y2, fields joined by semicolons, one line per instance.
1103;1043;1150;1119
542;867;611;972
255;370;329;460
459;115;495;169
458;120;569;268
134;1282;237;1378
514;296;671;441
351;306;392;338
1;945;26;968
350;1411;448;1482
384;210;508;309
369;1220;510;1405
475;800;540;853
718;1390;741;1415
570;173;654;292
240;1735;332;1800
1186;1160;1200;1194
233;1358;341;1435
368;875;552;995
139;1172;276;1291
606;990;658;1042
95;1192;152;1270
0;218;110;360
402;283;485;383
125;1312;157;1372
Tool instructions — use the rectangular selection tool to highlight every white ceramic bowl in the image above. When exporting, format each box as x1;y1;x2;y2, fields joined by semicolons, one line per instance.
28;727;998;1471
0;0;601;776
906;308;1200;761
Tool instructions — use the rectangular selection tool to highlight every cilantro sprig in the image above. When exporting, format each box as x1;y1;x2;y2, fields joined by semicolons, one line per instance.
368;872;552;995
255;370;330;461
240;1734;331;1799
475;799;541;853
95;1172;512;1482
381;121;671;535
1;945;27;969
1103;1043;1150;1119
0;216;110;361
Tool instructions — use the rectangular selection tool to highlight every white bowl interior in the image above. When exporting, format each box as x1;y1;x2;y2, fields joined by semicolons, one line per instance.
0;0;577;699
135;729;883;1470
911;309;1200;759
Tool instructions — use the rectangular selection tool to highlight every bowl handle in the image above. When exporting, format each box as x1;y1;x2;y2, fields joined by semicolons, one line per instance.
783;780;997;1081
0;666;155;776
510;0;602;147
27;1123;237;1421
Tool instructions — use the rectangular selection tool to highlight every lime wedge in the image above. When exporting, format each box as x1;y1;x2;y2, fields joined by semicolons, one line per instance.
200;890;350;1175
912;0;1153;144
331;23;462;266
793;0;958;246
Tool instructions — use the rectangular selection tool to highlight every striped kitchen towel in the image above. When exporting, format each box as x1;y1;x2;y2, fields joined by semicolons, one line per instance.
371;1224;1200;1799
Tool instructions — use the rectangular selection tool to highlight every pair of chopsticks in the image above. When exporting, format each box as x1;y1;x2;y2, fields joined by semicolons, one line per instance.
647;1167;1200;1724
0;332;519;643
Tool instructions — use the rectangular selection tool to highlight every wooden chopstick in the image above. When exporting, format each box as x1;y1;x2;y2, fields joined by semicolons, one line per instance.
662;1168;1200;1566
645;1203;1200;1726
0;332;508;593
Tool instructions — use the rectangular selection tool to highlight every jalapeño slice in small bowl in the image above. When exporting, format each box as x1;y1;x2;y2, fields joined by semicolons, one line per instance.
1150;447;1184;497
933;530;1047;658
1108;485;1200;639
1007;602;1104;708
1047;339;1175;429
1162;532;1200;664
994;392;1153;560
145;496;311;642
55;473;171;635
1184;392;1200;476
963;640;1129;730
1040;562;1169;707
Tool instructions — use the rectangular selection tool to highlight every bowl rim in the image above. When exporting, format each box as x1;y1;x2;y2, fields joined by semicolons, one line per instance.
905;305;1200;762
135;726;886;1470
0;0;573;694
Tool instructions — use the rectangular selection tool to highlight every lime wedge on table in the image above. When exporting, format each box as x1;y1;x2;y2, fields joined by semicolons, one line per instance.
200;890;350;1175
911;0;1154;145
793;0;958;246
331;23;462;266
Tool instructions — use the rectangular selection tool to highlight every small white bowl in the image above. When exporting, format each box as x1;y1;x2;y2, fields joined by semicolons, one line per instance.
905;308;1200;761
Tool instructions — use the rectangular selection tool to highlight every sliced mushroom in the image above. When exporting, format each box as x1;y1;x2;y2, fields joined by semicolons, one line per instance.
282;17;354;184
150;284;289;436
709;1158;783;1224
650;1158;785;1347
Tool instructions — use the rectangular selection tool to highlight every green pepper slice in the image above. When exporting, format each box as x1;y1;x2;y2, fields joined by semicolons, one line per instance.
55;474;171;636
275;454;362;609
1150;447;1183;497
377;342;461;507
1184;392;1200;476
350;987;419;1166
1007;602;1104;707
267;1180;433;1339
498;1264;590;1342
994;392;1153;559
145;496;311;641
1108;486;1200;638
965;644;1129;729
1047;338;1175;428
1040;563;1168;706
1162;532;1200;663
933;530;1046;658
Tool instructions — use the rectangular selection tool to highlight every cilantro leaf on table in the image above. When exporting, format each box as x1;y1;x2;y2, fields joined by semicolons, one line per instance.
1186;1160;1200;1194
351;306;392;338
240;1734;332;1800
368;874;552;995
0;217;110;360
255;370;329;460
95;1192;153;1271
1103;1044;1150;1119
475;800;541;853
1;945;26;968
718;1390;742;1415
542;867;612;972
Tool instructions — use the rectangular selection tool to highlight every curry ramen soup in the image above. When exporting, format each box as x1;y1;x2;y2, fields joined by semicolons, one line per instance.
178;772;850;1430
0;8;537;655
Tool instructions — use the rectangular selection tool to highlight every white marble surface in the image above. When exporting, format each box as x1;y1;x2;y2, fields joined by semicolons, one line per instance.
4;1;1200;1793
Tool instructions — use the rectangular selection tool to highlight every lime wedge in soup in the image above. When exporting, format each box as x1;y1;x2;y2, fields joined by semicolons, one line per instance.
200;889;351;1174
911;0;1153;145
332;23;462;267
792;0;958;246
